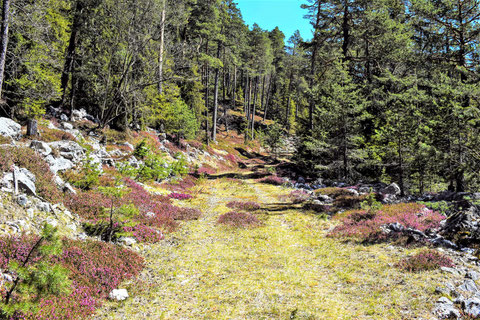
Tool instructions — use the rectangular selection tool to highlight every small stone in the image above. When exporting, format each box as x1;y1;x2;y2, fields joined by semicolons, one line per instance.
434;296;461;319
464;298;480;318
30;140;52;156
63;183;77;195
458;279;478;293
17;195;28;207
60;114;68;121
26;208;34;218
62;123;74;130
467;271;480;281
146;212;156;218
441;267;459;275
109;289;129;301
36;202;51;213
118;237;137;246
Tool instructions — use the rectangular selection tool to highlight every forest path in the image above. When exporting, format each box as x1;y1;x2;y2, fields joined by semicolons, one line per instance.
95;176;445;320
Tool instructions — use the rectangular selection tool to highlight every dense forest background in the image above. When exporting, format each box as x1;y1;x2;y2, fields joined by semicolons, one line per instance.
0;0;479;194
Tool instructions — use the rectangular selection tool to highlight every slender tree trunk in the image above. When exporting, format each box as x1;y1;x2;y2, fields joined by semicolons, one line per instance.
158;0;166;94
204;40;210;145
264;73;273;121
251;76;259;139
308;3;322;133
222;47;226;102
212;42;221;142
61;1;82;107
398;137;405;197
226;65;236;132
0;0;10;101
260;74;266;116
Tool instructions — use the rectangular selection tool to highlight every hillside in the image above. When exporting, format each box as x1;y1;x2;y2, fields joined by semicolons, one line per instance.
0;0;480;319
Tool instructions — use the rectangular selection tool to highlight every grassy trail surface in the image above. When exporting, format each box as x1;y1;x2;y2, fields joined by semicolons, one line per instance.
95;177;447;319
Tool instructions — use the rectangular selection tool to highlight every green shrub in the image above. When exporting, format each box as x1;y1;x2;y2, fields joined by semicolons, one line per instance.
133;139;150;159
0;224;71;318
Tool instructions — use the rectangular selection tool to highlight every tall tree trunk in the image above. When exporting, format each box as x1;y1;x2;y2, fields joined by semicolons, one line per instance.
158;0;166;94
264;73;273;122
308;2;322;133
260;74;266;116
212;42;221;142
0;0;10;101
226;65;236;132
251;76;259;139
61;1;83;107
222;47;226;102
204;40;210;145
342;2;350;61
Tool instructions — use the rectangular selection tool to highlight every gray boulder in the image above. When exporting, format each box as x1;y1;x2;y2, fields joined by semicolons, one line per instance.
458;279;478;293
434;297;461;319
48;141;85;162
464;298;480;318
467;271;480;281
62;122;74;130
0;118;21;140
30;140;52;156
46;155;74;173
1;167;36;195
381;183;401;196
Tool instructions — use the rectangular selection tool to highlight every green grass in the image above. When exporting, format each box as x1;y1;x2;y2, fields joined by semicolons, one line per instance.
95;178;455;320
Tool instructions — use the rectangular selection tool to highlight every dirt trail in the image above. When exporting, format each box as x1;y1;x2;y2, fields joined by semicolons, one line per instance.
95;178;447;320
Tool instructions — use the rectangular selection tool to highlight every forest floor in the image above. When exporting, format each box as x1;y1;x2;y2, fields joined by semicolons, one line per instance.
94;166;453;320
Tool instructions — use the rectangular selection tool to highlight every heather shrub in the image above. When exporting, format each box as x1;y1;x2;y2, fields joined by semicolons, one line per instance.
196;166;216;176
258;175;285;186
329;203;445;243
0;146;61;203
217;211;261;228
161;175;197;193
122;224;164;243
168;193;193;200
314;187;353;198
65;152;101;190
37;126;76;142
333;194;371;209
0;136;11;144
397;249;455;272
226;201;261;211
288;190;310;204
102;128;130;144
64;191;110;220
172;207;202;221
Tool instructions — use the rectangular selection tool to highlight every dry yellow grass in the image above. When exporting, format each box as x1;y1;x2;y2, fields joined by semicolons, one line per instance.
95;178;454;320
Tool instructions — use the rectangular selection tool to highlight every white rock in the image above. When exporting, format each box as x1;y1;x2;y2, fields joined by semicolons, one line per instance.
434;298;461;319
109;289;129;301
0;117;21;140
464;298;480;318
46;155;74;173
30;140;52;156
48;141;85;163
62;123;74;130
27;208;34;218
118;237;137;246
1;167;36;195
